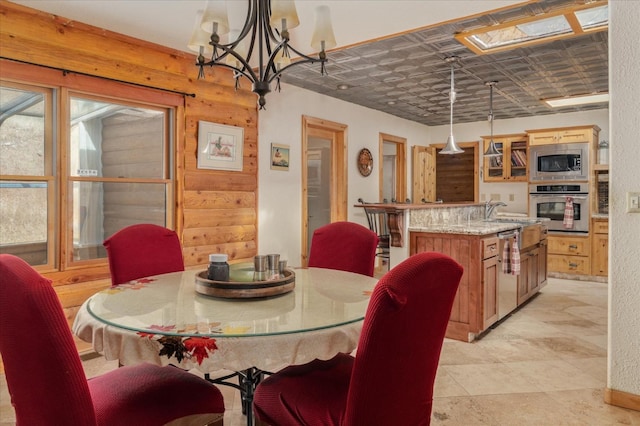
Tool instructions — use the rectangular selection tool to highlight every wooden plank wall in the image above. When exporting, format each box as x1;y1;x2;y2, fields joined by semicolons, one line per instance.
0;1;259;306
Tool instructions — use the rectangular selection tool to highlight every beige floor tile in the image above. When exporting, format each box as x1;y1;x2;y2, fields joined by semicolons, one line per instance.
431;395;499;425
439;340;502;365
478;337;564;362
468;392;583;426
543;319;608;337
504;359;604;391
569;357;608;383
527;336;607;360
565;304;609;325
442;363;543;395
580;333;608;350
433;369;470;397
545;388;640;426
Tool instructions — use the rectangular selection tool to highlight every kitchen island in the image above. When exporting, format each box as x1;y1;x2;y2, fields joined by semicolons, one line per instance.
356;202;548;342
409;218;547;342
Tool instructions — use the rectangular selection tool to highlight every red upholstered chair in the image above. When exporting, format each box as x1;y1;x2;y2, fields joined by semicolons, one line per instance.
0;254;225;426
253;251;463;426
104;223;185;285
307;221;379;277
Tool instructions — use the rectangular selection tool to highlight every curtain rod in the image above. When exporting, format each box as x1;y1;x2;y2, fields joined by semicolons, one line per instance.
1;57;196;98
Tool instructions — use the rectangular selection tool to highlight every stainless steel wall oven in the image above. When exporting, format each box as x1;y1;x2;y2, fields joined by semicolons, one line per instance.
529;183;589;233
529;142;589;181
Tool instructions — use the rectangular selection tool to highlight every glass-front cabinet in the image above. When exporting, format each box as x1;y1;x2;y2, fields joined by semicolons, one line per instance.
483;133;528;182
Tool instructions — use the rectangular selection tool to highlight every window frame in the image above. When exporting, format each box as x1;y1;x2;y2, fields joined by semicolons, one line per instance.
1;61;183;275
0;80;56;269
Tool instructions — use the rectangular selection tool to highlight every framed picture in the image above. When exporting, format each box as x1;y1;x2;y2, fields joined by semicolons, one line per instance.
197;121;244;171
270;143;290;171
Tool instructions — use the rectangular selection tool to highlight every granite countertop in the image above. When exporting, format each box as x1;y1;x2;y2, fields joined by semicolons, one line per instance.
409;219;535;236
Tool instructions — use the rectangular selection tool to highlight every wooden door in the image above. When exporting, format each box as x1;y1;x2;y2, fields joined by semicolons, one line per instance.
412;145;436;203
301;116;347;267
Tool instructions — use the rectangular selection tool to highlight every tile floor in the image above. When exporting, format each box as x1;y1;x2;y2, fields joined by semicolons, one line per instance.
2;277;639;425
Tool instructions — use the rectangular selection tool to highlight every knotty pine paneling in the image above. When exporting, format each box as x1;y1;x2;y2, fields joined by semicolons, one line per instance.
0;2;259;308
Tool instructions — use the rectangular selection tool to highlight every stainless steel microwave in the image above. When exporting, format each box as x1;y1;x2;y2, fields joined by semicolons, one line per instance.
529;142;589;181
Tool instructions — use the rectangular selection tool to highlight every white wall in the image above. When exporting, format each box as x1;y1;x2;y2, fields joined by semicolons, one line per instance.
258;84;429;266
608;0;640;399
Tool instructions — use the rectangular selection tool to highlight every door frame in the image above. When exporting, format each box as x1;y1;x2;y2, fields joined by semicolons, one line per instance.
301;115;348;266
378;133;407;202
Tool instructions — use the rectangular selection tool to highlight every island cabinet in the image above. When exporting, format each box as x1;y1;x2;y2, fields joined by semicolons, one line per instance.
547;234;590;275
516;228;548;304
591;218;609;276
409;232;499;342
517;246;540;305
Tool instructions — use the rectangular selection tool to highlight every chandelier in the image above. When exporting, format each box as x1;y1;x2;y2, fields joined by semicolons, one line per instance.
483;81;502;157
440;56;464;155
188;0;336;109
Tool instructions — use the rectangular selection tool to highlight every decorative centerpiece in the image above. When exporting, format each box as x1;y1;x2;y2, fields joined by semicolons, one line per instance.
195;262;295;299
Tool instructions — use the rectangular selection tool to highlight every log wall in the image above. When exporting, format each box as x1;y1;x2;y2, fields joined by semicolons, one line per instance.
0;1;259;308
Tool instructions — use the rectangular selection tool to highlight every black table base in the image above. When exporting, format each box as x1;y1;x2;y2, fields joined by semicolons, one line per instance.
205;367;270;426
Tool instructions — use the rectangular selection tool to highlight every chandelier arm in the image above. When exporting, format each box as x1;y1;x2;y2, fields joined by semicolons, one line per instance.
265;55;322;85
207;44;259;84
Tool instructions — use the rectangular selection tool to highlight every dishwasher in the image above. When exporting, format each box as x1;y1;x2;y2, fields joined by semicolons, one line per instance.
497;228;521;320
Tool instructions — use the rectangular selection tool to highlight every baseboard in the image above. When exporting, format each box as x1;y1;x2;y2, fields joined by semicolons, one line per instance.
605;387;640;411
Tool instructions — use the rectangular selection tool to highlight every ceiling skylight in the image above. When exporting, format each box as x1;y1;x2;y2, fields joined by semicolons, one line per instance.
455;2;608;55
543;92;609;108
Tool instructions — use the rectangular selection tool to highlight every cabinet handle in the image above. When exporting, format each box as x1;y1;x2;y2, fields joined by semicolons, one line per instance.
569;244;578;249
569;262;578;268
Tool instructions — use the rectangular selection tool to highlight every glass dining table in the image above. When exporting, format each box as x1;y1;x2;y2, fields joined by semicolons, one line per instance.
73;265;378;425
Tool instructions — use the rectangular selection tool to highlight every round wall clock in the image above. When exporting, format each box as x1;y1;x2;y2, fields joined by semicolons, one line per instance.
357;148;373;177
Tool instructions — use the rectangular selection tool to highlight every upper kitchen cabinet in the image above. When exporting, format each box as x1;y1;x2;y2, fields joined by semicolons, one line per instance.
482;134;528;182
527;125;600;146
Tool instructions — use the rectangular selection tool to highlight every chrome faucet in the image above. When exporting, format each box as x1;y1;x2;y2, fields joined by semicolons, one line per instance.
485;200;507;219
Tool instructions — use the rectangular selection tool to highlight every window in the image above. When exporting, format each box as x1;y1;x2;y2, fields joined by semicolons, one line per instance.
455;2;608;55
0;77;175;270
0;82;54;267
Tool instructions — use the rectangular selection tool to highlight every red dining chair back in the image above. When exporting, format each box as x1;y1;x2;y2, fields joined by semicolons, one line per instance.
253;251;463;426
308;221;379;277
0;253;225;426
104;223;185;285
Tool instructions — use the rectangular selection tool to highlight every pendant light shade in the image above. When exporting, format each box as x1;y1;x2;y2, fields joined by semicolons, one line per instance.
440;56;464;155
483;81;502;157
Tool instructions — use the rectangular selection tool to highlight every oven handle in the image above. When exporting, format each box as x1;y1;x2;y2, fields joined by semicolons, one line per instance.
498;231;519;239
529;194;588;200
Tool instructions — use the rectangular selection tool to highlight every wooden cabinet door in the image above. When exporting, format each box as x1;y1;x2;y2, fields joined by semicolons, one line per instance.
591;233;608;276
482;255;499;329
528;131;558;146
558;128;593;144
482;135;527;182
538;239;548;289
527;248;540;294
517;252;532;305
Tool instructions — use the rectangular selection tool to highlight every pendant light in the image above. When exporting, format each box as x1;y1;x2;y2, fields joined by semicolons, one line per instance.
483;81;502;157
440;56;464;155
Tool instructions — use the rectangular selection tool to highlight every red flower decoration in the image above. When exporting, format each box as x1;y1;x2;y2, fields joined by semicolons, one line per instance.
184;336;218;365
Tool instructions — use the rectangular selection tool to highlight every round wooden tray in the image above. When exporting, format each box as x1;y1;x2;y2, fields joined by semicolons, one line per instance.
195;268;295;299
